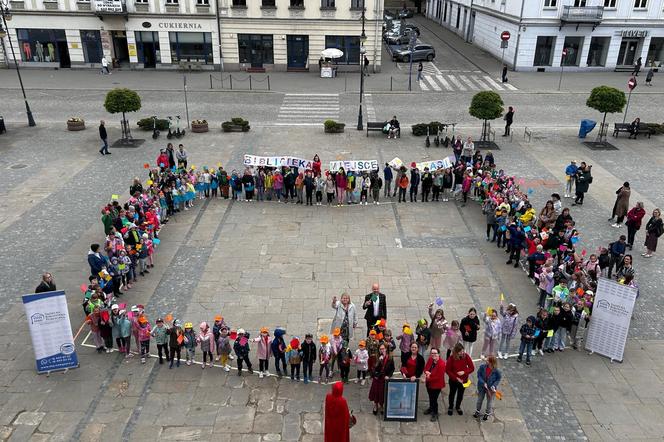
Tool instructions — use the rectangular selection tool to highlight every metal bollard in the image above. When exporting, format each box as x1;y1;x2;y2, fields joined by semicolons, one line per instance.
267;75;270;91
250;75;252;90
209;74;213;89
230;75;233;90
390;77;393;91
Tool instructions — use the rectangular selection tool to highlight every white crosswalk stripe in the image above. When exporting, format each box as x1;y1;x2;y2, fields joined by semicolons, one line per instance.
424;75;441;91
365;93;377;121
415;72;519;93
276;93;340;125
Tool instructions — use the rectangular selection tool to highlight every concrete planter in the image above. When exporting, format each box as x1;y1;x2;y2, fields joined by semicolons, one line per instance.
67;120;85;131
191;122;209;133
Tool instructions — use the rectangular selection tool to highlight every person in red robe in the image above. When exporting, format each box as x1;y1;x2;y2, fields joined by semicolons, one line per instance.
324;381;350;442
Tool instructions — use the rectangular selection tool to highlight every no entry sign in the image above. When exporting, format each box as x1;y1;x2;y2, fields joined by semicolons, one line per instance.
501;31;511;41
628;77;637;90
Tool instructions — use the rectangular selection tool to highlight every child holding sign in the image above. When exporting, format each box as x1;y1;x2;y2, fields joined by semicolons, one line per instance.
481;308;501;359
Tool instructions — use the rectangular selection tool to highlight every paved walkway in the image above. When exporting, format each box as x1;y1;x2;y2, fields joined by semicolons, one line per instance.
0;124;663;440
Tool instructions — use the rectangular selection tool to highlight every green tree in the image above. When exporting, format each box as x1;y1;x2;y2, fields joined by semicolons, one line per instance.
469;91;504;141
104;88;142;140
586;86;626;141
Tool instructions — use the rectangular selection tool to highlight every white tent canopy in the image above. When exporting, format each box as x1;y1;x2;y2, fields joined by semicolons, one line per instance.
321;48;344;59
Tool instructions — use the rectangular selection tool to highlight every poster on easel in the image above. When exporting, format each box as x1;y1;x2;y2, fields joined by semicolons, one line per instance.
22;290;79;374
584;277;637;362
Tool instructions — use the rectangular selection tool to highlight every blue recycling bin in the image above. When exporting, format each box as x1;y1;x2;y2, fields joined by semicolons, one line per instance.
578;119;597;138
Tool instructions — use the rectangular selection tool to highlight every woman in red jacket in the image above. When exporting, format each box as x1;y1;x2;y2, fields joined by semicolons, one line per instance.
423;347;446;421
445;342;475;416
625;202;646;250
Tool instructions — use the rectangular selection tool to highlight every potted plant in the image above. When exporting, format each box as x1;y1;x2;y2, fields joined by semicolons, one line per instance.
324;119;345;133
222;117;250;132
67;117;85;131
191;119;209;133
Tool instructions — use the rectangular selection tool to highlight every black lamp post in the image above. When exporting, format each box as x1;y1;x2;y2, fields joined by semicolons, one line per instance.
1;1;36;127
356;0;366;131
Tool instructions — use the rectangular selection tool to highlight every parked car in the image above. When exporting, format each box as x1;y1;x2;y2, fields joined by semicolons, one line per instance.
398;8;414;18
383;23;420;41
386;30;418;46
392;44;435;62
384;10;396;21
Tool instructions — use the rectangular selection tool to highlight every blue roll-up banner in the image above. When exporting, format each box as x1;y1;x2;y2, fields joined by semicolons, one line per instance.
22;290;79;373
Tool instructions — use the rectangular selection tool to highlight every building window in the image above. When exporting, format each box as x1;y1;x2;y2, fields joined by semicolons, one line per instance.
633;0;646;7
170;32;212;64
166;0;178;4
455;6;460;28
543;0;557;7
233;0;246;6
324;35;360;64
443;2;447;21
135;0;148;3
197;0;210;4
573;0;586;6
262;0;275;6
603;0;616;7
135;31;161;66
562;36;583;66
290;0;304;6
16;28;66;62
586;36;610;66
238;34;274;65
81;30;102;63
350;0;362;9
321;0;335;8
647;37;664;68
533;36;555;66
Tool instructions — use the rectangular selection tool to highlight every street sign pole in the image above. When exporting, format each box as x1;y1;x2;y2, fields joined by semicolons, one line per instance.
558;48;568;91
623;77;637;123
500;31;510;81
408;33;417;92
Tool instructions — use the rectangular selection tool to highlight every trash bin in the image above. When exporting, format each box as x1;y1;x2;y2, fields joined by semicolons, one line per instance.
578;119;596;138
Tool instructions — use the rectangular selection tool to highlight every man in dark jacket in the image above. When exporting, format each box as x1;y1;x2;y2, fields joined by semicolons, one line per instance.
35;273;56;293
87;244;106;277
573;163;592;206
99;120;110;155
383;163;393;198
363;283;387;336
506;224;525;268
421;168;433;202
301;333;317;384
409;165;420;202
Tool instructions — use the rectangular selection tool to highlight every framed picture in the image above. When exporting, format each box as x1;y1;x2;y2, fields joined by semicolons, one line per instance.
383;379;419;421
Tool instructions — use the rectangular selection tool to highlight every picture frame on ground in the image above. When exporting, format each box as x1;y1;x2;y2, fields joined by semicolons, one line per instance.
383;379;419;421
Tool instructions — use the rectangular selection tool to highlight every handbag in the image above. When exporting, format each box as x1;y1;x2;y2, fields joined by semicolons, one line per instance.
349;410;357;428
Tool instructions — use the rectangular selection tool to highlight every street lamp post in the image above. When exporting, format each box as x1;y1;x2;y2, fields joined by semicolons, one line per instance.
0;1;36;127
356;0;366;131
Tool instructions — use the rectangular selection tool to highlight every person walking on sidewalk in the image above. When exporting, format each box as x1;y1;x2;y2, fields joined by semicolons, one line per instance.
503;106;514;137
99;120;110;155
632;57;642;76
364;55;370;77
417;62;423;82
501;65;508;83
608;182;631;228
101;56;111;75
646;68;654;86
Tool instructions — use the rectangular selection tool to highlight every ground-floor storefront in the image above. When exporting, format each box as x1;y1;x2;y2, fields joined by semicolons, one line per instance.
425;0;664;72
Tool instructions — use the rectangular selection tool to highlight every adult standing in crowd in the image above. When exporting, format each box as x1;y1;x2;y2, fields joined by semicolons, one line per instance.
99;120;110;155
400;342;425;381
473;355;502;421
324;382;350;442
446;343;475;416
383;163;393;198
573;162;592;206
368;343;394;415
423;347;446;421
625;202;646;250
176;144;188;170
35;273;56;293
363;283;387;336
643;208;663;258
88;244;106;277
330;293;357;342
608;182;631;228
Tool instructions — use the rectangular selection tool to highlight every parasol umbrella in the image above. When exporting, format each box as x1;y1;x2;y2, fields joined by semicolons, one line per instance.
321;48;344;59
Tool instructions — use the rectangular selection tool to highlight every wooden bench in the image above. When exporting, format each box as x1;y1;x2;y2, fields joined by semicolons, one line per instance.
367;121;400;137
613;122;653;138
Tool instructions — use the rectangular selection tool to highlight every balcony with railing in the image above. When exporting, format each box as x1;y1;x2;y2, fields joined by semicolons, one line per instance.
560;5;603;31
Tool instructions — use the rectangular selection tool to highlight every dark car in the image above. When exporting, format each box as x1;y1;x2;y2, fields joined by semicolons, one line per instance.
398;8;414;18
392;44;435;62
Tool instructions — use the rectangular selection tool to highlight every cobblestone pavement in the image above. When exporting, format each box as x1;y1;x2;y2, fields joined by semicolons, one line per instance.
0;125;663;441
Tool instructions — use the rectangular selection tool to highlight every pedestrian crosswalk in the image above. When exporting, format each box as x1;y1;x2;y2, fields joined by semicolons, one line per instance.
365;93;377;121
418;72;518;92
275;93;340;126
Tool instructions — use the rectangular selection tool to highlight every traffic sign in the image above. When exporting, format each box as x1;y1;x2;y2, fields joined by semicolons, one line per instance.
501;31;511;41
628;77;637;91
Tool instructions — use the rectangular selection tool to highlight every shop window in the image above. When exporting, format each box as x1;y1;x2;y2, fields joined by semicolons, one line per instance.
647;37;664;68
81;30;102;63
135;31;161;66
324;35;360;64
586;36;610;66
633;0;647;7
544;0;557;7
16;28;66;62
603;0;616;7
562;36;583;66
321;0;335;8
238;34;274;65
290;0;304;6
169;32;212;64
533;36;555;66
573;0;586;6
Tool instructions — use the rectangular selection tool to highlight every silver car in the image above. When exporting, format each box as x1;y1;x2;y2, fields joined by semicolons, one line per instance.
393;44;435;62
